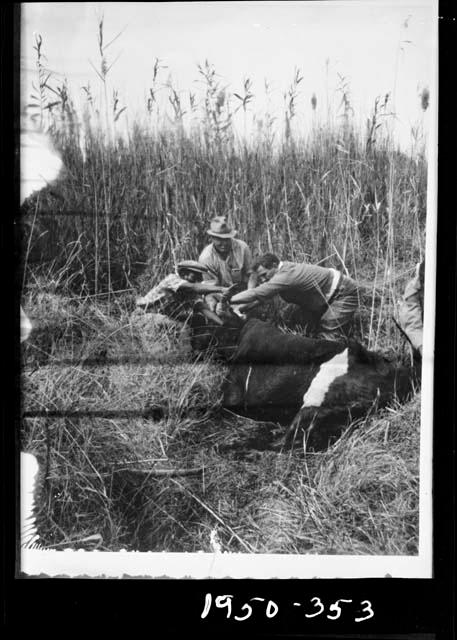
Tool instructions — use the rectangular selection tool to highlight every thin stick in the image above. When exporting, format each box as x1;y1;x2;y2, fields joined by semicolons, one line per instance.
114;467;205;477
332;242;350;276
171;478;256;553
22;196;40;290
47;467;205;480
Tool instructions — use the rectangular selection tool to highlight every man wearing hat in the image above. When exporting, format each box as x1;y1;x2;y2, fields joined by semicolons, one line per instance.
199;216;255;312
136;260;231;325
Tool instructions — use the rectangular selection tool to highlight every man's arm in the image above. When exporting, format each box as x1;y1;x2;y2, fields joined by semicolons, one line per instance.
178;281;227;295
195;275;223;311
242;243;255;288
198;246;219;282
198;248;222;309
230;288;260;304
247;271;258;289
193;300;224;326
230;277;288;304
236;300;261;313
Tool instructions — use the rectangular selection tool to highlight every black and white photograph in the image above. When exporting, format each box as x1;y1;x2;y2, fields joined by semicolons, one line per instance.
18;0;437;579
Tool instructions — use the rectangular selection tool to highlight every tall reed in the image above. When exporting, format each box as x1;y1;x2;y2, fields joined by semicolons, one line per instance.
21;30;427;348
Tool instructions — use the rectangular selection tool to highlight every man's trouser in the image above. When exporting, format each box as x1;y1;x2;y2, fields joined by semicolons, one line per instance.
317;275;359;341
280;275;359;341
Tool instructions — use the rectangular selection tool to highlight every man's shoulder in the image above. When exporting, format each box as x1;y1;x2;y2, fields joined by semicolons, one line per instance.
233;238;250;251
199;243;215;262
277;261;297;275
283;261;327;276
275;261;312;284
403;277;421;299
160;273;186;290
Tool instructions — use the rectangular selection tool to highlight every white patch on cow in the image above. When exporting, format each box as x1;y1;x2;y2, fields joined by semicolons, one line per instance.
21;452;41;549
245;366;253;396
301;348;349;408
20;307;32;343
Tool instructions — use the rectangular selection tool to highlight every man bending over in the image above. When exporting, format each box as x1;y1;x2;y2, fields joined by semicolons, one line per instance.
136;260;232;327
228;253;359;341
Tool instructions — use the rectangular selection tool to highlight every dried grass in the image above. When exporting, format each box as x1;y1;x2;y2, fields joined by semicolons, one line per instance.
20;30;425;554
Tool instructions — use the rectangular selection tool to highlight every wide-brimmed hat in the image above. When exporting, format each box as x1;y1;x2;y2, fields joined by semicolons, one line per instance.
176;260;208;274
206;216;237;238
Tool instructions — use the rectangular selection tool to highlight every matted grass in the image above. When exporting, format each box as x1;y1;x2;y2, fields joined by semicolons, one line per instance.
21;294;420;555
20;29;426;557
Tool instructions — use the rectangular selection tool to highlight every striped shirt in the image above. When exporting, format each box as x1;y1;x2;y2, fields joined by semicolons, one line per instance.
199;239;253;287
140;273;200;320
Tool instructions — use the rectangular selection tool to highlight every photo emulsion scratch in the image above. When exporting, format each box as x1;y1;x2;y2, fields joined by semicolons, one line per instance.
18;0;437;578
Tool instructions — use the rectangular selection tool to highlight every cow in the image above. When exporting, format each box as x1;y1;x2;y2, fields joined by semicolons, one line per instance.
220;318;419;451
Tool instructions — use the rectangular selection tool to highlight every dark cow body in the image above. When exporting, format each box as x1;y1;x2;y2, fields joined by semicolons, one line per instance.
232;318;344;365
221;318;419;450
223;361;322;424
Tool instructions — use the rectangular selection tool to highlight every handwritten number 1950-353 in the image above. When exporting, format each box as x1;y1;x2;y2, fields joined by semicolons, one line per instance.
201;594;374;622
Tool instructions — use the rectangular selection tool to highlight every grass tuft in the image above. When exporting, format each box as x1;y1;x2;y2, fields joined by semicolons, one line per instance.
22;295;420;554
21;30;426;554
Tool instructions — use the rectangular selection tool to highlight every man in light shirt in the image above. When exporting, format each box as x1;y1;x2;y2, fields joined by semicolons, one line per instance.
198;216;256;312
136;260;231;326
229;253;359;341
398;260;424;357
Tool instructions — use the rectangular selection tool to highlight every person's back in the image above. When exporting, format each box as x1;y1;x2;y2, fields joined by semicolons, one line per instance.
398;261;424;355
137;272;200;321
229;253;359;341
254;261;335;311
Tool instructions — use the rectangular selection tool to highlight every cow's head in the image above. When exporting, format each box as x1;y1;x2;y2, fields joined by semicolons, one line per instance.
188;308;246;359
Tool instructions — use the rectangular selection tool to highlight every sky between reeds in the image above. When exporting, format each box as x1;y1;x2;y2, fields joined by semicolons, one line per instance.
21;1;436;150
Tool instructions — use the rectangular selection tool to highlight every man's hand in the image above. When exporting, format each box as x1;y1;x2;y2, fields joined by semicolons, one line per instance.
237;302;259;312
206;297;218;312
221;283;243;302
136;296;150;310
215;300;229;316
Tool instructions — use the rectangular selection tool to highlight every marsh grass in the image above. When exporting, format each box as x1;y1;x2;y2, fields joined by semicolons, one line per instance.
22;30;426;346
20;27;426;553
21;294;419;554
